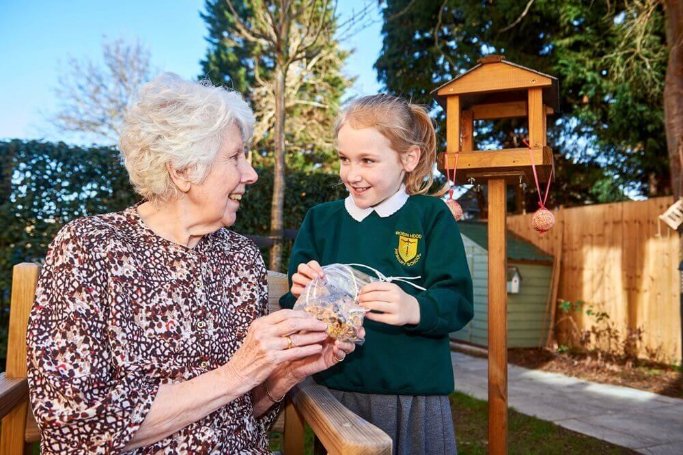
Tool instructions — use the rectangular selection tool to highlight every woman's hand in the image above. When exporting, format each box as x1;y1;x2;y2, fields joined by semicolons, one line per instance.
358;282;420;326
286;330;363;381
290;260;324;297
226;309;329;389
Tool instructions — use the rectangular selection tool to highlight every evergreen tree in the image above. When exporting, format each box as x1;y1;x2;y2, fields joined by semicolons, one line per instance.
375;0;670;202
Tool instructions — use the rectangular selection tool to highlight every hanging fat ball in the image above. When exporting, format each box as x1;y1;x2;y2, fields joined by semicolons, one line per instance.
445;199;464;221
532;207;555;233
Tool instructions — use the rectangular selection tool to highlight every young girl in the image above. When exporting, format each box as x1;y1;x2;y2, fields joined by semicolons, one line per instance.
280;94;473;454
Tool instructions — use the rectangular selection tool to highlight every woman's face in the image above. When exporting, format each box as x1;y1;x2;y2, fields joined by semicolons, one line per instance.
189;122;258;228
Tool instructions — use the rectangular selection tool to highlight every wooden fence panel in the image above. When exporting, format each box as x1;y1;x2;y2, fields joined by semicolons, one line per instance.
507;197;681;363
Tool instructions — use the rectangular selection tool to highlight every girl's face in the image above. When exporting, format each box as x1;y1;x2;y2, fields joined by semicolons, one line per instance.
337;123;417;209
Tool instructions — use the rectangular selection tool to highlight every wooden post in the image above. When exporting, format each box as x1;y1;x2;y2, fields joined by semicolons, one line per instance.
283;400;305;455
488;179;508;455
446;96;461;153
462;110;474;153
435;57;557;455
0;263;40;455
528;88;544;148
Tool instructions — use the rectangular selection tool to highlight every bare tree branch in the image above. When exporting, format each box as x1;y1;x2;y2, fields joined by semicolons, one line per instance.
499;0;536;33
49;38;155;144
385;0;418;22
293;0;332;61
604;0;667;99
335;1;377;42
224;0;274;45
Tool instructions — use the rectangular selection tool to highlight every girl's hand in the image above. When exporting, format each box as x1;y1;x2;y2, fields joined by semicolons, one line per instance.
226;309;329;388
358;282;420;326
290;260;324;297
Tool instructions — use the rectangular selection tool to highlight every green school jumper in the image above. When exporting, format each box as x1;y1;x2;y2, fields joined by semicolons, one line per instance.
280;194;474;395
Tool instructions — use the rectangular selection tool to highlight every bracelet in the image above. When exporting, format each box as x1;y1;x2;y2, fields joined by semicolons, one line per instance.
265;381;286;403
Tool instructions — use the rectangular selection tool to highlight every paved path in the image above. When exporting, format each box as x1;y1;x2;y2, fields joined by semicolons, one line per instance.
451;351;683;454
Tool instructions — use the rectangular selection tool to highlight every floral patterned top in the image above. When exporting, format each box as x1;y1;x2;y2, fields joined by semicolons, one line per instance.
27;205;280;454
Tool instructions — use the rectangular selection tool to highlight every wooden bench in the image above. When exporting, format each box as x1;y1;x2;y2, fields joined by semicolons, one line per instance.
0;263;392;455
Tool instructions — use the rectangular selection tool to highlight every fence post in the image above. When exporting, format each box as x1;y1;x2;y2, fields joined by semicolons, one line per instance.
0;263;40;455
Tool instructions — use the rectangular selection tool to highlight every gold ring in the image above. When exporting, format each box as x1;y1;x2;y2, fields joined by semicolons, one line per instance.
333;353;345;363
285;335;294;350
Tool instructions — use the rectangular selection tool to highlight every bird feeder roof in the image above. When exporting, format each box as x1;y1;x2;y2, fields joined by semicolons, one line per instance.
432;55;560;111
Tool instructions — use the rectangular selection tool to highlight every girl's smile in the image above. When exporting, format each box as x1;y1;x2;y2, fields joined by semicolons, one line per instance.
337;124;415;209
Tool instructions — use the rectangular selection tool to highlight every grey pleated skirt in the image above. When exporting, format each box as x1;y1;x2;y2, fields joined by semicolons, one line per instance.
328;389;457;455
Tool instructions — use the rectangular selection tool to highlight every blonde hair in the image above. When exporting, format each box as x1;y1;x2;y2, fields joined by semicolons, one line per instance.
334;94;436;195
119;72;254;203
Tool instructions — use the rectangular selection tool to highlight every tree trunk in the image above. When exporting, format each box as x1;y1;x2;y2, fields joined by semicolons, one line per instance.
664;0;683;200
664;0;683;364
269;66;287;271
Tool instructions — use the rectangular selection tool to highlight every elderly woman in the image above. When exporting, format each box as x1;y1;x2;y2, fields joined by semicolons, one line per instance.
26;73;356;453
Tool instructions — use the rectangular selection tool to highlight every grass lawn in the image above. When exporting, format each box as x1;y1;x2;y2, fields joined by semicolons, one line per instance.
272;391;636;454
451;392;636;454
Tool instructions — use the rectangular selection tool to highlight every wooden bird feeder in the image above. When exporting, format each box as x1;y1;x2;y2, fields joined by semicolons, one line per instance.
434;54;558;184
432;55;558;455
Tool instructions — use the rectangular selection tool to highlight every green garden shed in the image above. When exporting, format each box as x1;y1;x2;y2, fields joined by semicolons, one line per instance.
452;221;554;348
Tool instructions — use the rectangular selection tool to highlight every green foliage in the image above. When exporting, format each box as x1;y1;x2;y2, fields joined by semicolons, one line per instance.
556;298;646;362
0;140;138;359
0;140;345;358
549;154;631;207
233;166;347;236
200;0;259;94
450;391;634;454
376;0;669;200
233;166;347;271
558;298;585;315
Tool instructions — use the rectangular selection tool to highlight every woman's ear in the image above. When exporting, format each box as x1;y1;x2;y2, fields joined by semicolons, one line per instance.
167;162;192;193
402;146;421;172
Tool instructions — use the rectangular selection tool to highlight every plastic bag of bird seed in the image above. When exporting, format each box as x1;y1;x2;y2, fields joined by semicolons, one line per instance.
293;264;374;344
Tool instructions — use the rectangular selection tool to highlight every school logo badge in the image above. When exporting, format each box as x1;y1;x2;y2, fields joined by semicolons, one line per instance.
395;231;422;266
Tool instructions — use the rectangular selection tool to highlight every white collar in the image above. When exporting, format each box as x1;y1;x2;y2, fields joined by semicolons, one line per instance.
344;185;409;221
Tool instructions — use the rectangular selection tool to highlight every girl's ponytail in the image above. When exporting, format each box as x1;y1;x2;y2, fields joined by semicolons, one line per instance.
405;104;436;195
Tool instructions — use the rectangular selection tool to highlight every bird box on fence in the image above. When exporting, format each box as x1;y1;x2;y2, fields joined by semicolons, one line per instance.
433;55;558;184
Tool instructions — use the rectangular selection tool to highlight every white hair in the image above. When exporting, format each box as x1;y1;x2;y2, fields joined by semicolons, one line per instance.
119;72;255;203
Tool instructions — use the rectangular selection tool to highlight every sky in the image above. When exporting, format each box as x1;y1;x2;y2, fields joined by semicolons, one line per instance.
0;0;383;143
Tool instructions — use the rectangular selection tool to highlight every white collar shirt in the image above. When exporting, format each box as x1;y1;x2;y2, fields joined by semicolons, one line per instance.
344;185;409;222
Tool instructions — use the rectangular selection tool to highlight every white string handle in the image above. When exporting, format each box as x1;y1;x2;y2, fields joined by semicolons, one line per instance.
344;263;427;291
338;263;360;299
304;272;321;306
305;264;361;304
